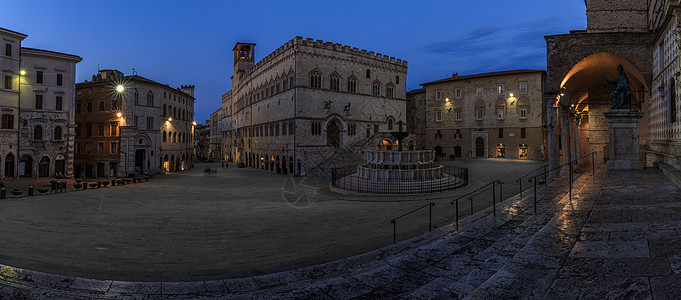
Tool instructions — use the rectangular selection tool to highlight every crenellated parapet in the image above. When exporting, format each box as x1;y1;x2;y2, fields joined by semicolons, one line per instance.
242;36;408;79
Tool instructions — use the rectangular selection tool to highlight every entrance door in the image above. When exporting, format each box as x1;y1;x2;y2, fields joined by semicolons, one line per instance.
96;162;105;177
20;156;33;177
4;153;15;177
475;137;484;157
454;146;462;158
38;156;50;177
327;121;340;148
135;149;146;175
55;158;65;175
434;146;443;157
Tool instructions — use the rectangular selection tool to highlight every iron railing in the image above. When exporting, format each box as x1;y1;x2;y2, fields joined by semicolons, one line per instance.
331;165;468;195
449;179;503;230
390;202;435;244
527;152;596;213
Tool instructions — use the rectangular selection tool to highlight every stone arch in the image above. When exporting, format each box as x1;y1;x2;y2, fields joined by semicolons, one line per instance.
516;96;530;115
38;155;50;177
557;52;649;164
326;117;343;148
378;138;395;151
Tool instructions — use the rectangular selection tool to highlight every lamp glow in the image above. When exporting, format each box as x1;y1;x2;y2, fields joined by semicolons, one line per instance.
509;93;514;97
116;85;124;93
116;112;122;118
192;121;197;126
168;117;172;122
20;70;26;76
445;98;450;102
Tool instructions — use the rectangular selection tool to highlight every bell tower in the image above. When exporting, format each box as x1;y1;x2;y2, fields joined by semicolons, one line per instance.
585;0;648;33
233;42;256;80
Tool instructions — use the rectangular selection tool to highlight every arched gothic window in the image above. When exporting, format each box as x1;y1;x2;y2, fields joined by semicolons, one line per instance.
347;76;357;93
386;84;395;98
330;73;341;91
163;131;167;142
147;91;154;106
372;81;382;97
310;69;322;89
366;69;371;79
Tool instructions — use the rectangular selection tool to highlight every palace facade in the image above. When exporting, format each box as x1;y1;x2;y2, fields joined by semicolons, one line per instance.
1;27;81;178
218;37;408;174
74;69;195;177
410;70;546;160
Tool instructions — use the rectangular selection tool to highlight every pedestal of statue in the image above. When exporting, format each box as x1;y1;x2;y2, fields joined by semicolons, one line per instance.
604;109;644;170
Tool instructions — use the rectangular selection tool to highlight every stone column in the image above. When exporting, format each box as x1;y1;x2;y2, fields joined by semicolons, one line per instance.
545;93;559;180
574;113;582;169
604;110;644;170
560;105;571;175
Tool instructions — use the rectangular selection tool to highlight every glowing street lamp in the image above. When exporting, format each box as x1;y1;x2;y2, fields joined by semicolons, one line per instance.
116;84;125;93
168;117;172;122
116;112;122;118
20;70;26;76
192;121;197;126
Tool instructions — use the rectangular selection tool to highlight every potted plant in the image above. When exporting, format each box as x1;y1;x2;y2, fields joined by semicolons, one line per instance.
10;189;23;197
88;183;98;189
101;181;110;187
36;187;49;194
73;183;83;189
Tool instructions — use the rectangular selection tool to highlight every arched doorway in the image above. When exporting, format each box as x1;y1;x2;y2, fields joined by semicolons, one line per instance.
4;153;15;177
407;140;416;150
163;154;169;172
55;154;66;175
454;146;462;158
379;139;393;151
38;156;50;177
170;155;175;172
19;155;33;177
282;156;287;175
276;155;281;174
475;138;485;157
434;146;443;157
327;120;341;148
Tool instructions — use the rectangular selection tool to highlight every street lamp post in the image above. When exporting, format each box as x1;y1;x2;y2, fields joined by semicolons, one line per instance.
15;69;25;178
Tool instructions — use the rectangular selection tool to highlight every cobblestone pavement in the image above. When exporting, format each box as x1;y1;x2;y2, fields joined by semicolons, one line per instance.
0;159;543;284
1;166;679;298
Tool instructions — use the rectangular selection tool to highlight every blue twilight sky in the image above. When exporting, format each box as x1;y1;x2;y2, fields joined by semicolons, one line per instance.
1;0;586;123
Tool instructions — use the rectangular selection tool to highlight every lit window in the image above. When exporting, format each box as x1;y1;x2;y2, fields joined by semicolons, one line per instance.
497;85;503;95
497;107;504;119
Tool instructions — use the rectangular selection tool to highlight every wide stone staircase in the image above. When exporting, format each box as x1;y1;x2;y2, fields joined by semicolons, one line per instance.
0;168;601;299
